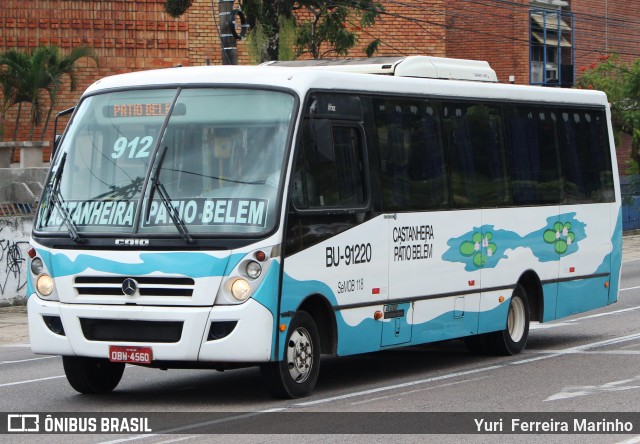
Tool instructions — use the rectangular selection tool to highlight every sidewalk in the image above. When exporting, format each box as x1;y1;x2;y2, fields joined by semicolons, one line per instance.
2;234;640;347
0;305;29;346
622;233;640;262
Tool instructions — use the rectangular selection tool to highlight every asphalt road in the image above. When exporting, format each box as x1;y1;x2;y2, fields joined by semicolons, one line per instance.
1;250;640;443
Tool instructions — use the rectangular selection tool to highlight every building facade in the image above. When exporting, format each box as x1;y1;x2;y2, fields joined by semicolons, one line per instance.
1;0;639;165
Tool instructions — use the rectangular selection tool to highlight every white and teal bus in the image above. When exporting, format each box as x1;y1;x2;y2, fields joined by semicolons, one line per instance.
28;56;622;398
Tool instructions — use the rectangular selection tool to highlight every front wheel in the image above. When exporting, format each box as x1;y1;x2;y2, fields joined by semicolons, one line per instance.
486;284;530;355
261;311;320;399
62;356;125;394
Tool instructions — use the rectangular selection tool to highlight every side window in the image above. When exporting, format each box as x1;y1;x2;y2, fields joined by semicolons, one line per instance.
373;98;448;211
560;110;614;203
442;102;509;208
504;106;562;205
292;120;366;210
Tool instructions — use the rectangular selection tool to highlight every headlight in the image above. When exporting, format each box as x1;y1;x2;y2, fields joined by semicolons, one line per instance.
231;278;251;301
31;257;44;275
246;261;262;279
36;275;55;296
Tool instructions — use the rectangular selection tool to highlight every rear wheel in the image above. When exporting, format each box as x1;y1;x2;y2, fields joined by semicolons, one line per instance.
261;311;320;399
486;284;530;355
62;356;124;394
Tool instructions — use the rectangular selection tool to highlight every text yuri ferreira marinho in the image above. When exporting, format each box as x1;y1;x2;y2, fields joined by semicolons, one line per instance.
474;417;634;433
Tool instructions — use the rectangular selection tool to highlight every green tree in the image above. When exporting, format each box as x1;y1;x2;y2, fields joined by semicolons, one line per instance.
294;0;382;59
165;0;193;17
0;48;31;140
164;0;383;63
242;0;296;62
577;54;640;168
0;45;97;140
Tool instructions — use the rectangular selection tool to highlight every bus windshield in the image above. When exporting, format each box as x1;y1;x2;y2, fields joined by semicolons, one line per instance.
36;88;295;237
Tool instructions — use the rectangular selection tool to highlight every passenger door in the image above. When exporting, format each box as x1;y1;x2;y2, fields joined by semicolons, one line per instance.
283;99;389;356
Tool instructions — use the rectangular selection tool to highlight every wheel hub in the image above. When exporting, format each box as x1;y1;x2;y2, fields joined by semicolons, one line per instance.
508;296;526;343
287;327;313;383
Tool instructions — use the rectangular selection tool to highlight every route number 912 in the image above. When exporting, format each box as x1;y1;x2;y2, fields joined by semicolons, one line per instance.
112;136;153;159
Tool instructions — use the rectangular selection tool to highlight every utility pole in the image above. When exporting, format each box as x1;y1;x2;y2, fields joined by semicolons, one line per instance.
219;0;238;65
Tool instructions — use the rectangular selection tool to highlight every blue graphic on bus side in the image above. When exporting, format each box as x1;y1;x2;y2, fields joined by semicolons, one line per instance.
443;213;587;270
279;272;509;358
279;211;619;358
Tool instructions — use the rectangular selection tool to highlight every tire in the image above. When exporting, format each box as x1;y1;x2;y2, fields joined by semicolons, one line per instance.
486;284;530;356
62;356;125;394
464;333;490;355
261;311;321;399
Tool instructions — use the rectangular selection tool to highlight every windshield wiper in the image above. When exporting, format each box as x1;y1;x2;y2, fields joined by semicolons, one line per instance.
42;152;83;243
145;146;193;243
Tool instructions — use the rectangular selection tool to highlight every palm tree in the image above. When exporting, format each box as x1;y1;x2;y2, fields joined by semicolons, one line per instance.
0;49;30;141
0;45;98;141
21;46;52;140
38;45;98;139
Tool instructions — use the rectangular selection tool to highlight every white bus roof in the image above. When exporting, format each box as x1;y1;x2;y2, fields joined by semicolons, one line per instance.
262;56;498;82
84;60;608;108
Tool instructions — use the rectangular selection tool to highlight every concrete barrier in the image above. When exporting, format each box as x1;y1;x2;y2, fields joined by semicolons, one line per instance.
0;167;49;209
0;141;49;168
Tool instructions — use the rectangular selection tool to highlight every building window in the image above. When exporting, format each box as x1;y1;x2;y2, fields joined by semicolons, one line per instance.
530;8;574;87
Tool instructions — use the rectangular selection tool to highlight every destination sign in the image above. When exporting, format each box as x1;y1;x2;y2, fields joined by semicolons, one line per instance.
104;103;186;118
47;198;269;228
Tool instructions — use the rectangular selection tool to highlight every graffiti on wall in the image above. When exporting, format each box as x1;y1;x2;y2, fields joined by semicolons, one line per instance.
0;218;32;302
0;237;28;295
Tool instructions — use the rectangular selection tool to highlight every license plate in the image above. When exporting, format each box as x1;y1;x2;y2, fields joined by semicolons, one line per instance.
109;345;153;364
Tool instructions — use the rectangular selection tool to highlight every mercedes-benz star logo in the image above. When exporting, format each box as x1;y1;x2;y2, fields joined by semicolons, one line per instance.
121;278;138;296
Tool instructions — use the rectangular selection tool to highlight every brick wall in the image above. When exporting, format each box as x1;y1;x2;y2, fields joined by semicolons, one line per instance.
328;0;446;58
570;0;640;174
2;0;640;166
445;0;530;84
572;0;640;68
1;0;190;159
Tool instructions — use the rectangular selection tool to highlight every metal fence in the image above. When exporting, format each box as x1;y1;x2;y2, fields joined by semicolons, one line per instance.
621;175;640;231
0;203;34;217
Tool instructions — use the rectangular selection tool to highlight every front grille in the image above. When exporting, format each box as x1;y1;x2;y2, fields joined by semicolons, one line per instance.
74;276;195;297
80;318;183;343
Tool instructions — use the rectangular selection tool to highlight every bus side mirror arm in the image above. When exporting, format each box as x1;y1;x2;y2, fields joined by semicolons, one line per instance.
52;106;75;159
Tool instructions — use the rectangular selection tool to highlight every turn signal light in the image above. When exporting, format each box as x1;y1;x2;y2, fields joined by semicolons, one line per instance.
374;311;383;320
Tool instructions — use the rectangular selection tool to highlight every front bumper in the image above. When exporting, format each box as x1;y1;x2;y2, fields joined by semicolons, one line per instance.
28;295;274;363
